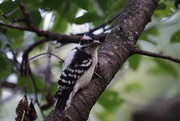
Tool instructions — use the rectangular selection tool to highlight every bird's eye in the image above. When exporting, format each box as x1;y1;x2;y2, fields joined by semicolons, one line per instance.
80;39;92;45
86;40;90;43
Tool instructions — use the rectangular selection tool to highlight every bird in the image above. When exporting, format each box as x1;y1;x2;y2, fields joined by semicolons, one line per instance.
54;33;102;113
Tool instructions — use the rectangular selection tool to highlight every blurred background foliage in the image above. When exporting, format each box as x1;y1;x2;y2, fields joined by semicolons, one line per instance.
0;0;180;121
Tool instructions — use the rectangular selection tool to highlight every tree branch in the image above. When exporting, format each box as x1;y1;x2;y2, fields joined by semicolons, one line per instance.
0;22;30;31
133;48;180;63
0;21;107;43
20;38;48;76
1;81;18;89
29;53;64;62
44;0;159;121
19;4;35;28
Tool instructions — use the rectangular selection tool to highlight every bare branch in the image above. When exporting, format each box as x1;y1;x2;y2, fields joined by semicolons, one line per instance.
133;48;180;63
0;21;107;43
2;7;19;18
19;4;35;28
21;38;48;76
1;81;18;89
28;64;45;118
6;44;20;71
29;53;64;62
0;22;30;31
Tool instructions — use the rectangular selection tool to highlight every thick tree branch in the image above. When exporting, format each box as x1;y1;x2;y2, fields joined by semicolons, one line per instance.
44;0;159;121
0;21;107;43
133;48;180;63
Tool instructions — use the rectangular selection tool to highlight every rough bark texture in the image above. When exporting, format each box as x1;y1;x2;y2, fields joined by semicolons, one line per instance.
44;0;159;121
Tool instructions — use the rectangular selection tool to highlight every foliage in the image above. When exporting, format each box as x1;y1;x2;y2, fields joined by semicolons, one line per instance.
0;0;180;121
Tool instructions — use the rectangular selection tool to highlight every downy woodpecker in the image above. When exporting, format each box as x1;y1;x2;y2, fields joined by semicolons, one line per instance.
54;33;102;112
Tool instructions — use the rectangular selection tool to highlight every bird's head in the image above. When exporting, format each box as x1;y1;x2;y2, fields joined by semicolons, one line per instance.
79;33;102;49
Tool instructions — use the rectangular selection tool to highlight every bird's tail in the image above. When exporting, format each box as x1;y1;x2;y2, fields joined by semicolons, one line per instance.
54;86;73;113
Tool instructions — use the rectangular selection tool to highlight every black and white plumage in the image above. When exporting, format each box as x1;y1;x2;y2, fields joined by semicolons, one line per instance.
54;33;102;112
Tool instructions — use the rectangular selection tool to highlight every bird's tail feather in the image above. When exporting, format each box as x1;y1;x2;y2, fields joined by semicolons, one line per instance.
54;86;74;113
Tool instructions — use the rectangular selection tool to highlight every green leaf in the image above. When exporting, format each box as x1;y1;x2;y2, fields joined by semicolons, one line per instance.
51;13;68;33
156;3;167;10
109;0;128;16
30;10;42;26
18;0;39;5
35;76;44;90
18;76;32;93
5;29;23;49
0;9;4;15
89;0;110;17
95;0;109;12
153;0;175;18
123;82;142;93
170;30;180;43
0;1;22;20
0;31;9;50
140;28;159;40
98;90;123;111
139;27;159;45
0;55;10;78
50;83;57;95
154;59;179;78
128;55;141;70
0;56;7;69
64;3;79;23
74;12;100;24
41;0;65;11
0;1;17;15
72;0;90;10
18;75;44;93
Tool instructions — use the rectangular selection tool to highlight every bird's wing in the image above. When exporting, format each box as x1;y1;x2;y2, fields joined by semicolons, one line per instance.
54;47;92;112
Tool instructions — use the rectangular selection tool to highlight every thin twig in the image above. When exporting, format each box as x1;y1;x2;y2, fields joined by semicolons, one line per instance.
133;48;180;63
21;38;49;76
29;53;64;62
0;22;30;31
10;18;26;23
28;63;45;118
2;7;19;18
44;42;53;86
19;4;35;28
0;78;18;89
6;44;20;71
103;25;113;32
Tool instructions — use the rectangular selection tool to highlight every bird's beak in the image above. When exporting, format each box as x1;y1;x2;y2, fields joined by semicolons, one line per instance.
93;40;102;45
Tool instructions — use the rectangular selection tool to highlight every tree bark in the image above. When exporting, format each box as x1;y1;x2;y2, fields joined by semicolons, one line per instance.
44;0;159;121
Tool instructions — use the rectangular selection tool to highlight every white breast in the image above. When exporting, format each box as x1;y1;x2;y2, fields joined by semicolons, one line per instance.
75;47;98;89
